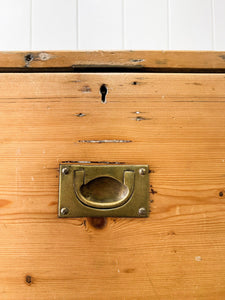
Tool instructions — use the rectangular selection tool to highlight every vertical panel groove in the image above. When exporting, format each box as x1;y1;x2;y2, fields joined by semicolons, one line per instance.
0;0;224;51
214;0;225;50
76;0;79;50
122;0;125;49
30;0;33;50
211;0;215;50
167;0;171;50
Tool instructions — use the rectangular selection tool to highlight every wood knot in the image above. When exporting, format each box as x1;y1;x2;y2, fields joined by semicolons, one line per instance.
88;217;107;229
168;231;176;236
25;275;32;285
24;54;33;62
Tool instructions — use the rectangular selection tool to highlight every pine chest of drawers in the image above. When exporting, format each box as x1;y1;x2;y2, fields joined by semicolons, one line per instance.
0;51;225;299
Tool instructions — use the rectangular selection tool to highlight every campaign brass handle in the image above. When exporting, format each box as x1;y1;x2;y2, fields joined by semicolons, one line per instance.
74;170;134;209
59;164;149;217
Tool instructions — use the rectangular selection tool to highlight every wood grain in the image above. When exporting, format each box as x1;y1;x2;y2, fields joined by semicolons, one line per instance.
0;72;225;299
0;50;225;70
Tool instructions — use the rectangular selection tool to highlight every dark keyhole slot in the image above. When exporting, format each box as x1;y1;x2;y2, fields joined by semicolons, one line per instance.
100;84;107;103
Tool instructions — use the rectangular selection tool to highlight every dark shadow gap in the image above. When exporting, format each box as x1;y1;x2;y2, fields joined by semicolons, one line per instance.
0;67;224;73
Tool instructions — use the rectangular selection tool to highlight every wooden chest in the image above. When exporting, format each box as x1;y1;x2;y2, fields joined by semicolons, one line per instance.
0;51;225;299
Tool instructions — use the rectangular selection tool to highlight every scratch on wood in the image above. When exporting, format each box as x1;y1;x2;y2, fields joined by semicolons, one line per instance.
48;201;57;206
83;219;87;229
130;59;144;63
155;59;168;65
78;140;132;143
219;54;225;61
80;86;91;93
135;116;150;121
74;113;86;117
61;160;125;164
123;268;135;273
131;81;143;85
132;111;143;114
150;188;157;194
185;82;202;86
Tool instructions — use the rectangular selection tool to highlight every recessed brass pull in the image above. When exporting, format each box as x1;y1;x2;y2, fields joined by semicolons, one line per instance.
74;170;134;209
58;164;150;218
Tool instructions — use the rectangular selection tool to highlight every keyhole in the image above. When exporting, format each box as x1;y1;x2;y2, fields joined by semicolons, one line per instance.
100;84;107;103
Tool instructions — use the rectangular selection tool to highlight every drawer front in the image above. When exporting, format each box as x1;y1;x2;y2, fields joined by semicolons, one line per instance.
0;72;225;299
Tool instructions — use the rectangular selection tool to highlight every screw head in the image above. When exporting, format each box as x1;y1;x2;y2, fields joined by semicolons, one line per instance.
138;207;147;216
61;207;69;215
62;167;69;175
139;168;146;175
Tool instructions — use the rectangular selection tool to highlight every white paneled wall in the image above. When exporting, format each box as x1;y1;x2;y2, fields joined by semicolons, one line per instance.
214;0;225;50
0;0;224;51
124;0;168;49
0;0;31;50
32;0;77;50
169;0;213;50
78;0;123;50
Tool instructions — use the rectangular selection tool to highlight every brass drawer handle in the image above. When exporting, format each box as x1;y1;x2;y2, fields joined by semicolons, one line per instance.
58;164;149;218
74;170;134;209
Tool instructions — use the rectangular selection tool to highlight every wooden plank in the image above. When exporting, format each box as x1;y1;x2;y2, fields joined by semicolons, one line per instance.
0;73;225;299
0;51;225;70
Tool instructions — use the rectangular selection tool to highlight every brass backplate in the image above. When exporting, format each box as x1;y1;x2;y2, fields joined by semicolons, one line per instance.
58;164;150;218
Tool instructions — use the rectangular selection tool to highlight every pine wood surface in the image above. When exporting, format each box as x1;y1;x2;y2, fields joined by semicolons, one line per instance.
0;50;225;70
0;72;225;299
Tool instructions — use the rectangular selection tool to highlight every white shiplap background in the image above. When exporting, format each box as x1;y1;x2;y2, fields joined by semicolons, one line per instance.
0;0;224;51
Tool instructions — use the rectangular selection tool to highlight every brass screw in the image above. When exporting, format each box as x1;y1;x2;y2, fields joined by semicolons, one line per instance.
62;167;69;175
61;207;69;215
139;168;146;175
138;207;147;216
